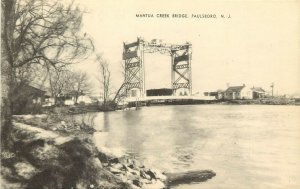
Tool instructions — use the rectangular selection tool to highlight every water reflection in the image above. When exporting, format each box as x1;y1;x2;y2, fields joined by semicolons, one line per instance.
103;112;110;132
122;110;144;157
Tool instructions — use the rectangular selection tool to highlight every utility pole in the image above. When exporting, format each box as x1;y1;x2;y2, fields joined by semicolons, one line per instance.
270;82;274;98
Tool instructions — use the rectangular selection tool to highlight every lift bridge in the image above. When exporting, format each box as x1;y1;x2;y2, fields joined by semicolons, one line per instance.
113;37;193;104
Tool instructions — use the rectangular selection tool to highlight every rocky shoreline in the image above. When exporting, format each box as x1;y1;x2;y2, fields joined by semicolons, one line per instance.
1;114;215;189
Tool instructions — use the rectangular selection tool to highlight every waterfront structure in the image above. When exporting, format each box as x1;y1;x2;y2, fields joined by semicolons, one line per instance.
224;84;253;100
204;90;224;100
114;37;192;103
251;87;266;99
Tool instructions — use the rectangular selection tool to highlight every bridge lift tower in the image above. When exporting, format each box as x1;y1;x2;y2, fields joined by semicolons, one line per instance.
114;37;192;103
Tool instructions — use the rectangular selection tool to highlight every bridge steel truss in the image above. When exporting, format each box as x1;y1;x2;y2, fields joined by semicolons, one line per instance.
118;37;192;100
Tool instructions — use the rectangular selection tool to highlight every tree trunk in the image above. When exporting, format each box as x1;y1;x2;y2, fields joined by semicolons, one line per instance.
1;0;16;149
165;170;216;187
1;54;14;149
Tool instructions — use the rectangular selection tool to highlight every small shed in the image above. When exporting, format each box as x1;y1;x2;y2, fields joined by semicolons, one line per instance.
251;87;266;99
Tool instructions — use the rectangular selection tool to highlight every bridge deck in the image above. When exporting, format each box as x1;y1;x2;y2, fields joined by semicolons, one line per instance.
124;95;215;102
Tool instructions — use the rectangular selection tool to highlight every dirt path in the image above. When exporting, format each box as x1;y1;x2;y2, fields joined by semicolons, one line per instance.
13;121;73;145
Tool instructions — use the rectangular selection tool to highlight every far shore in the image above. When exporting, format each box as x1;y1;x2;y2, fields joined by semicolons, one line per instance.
39;97;298;115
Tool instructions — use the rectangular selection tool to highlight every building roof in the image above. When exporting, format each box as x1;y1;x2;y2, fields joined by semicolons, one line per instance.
66;90;85;96
13;83;46;99
20;84;46;94
251;87;265;93
225;86;245;93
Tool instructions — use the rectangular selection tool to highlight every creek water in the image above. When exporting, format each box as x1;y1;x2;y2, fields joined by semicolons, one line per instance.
90;105;300;189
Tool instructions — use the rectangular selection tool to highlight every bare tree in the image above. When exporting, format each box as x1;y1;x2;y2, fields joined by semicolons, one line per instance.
48;68;72;104
70;71;91;104
1;0;93;148
2;0;17;149
47;69;91;105
96;55;112;111
8;0;93;69
13;64;41;84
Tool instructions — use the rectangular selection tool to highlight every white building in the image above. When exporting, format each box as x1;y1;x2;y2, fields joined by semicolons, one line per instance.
77;95;93;104
224;84;253;100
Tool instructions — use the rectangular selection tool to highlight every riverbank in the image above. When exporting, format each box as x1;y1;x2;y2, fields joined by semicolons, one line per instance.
40;97;297;116
220;98;295;105
117;98;297;109
1;114;215;189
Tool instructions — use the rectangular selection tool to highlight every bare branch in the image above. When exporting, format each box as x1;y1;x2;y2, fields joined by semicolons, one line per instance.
96;54;113;110
5;0;94;70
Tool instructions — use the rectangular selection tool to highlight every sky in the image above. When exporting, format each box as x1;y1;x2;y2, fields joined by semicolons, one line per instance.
73;0;300;96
